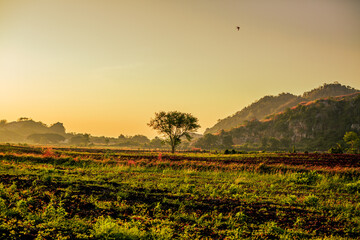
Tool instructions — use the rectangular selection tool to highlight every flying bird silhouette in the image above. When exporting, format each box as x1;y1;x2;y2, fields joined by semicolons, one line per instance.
237;26;240;31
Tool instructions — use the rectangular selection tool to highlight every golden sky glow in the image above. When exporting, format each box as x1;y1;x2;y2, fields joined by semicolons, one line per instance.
0;0;359;137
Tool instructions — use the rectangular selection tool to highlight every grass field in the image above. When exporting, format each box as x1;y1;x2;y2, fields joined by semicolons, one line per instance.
0;145;359;239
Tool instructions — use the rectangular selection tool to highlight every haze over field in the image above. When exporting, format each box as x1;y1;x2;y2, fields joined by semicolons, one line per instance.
1;0;359;137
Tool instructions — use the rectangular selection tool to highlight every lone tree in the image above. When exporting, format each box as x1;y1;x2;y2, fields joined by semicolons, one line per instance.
148;111;200;153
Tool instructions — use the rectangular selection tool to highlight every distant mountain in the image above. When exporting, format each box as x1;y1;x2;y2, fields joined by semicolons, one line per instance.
196;92;360;151
0;118;66;143
205;83;359;134
0;118;168;149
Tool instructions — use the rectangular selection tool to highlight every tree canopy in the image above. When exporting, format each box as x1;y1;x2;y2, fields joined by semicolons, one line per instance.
148;111;200;153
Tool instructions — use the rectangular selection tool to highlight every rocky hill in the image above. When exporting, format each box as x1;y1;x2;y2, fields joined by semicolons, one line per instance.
196;92;360;151
205;83;359;134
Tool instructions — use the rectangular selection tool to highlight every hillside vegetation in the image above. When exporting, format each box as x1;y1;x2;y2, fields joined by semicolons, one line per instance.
196;92;360;151
205;83;359;134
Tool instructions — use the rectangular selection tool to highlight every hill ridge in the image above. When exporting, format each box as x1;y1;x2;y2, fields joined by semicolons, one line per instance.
196;92;360;151
204;82;359;134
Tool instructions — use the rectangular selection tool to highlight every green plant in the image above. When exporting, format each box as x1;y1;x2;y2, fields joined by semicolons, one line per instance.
345;181;360;194
329;143;343;154
0;197;7;214
149;223;174;240
253;221;285;238
42;200;67;222
290;171;321;185
343;131;359;154
304;194;319;207
91;216;146;239
282;194;298;205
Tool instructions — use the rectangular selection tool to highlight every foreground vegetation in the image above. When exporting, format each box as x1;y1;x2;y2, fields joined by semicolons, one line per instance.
0;145;359;239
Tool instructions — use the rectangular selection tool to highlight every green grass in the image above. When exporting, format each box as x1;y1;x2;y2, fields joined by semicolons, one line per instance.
0;145;359;239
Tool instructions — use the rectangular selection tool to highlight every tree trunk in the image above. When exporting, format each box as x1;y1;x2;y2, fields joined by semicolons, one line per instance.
171;145;175;153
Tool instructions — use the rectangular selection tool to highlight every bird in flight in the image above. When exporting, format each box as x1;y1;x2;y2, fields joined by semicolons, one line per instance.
236;26;240;31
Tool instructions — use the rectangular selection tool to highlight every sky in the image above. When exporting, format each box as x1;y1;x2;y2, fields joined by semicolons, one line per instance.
0;0;359;138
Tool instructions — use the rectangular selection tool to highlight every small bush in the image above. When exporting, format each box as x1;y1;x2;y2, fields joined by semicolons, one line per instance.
290;171;321;185
149;224;174;240
304;194;319;207
345;181;360;194
0;197;7;214
42;201;67;222
253;221;285;238
329;144;343;154
282;194;298;205
92;216;146;239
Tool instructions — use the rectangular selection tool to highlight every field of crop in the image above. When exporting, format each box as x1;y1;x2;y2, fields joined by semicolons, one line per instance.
0;144;359;239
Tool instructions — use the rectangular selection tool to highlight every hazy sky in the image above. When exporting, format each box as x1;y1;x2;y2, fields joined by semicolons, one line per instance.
1;0;359;138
